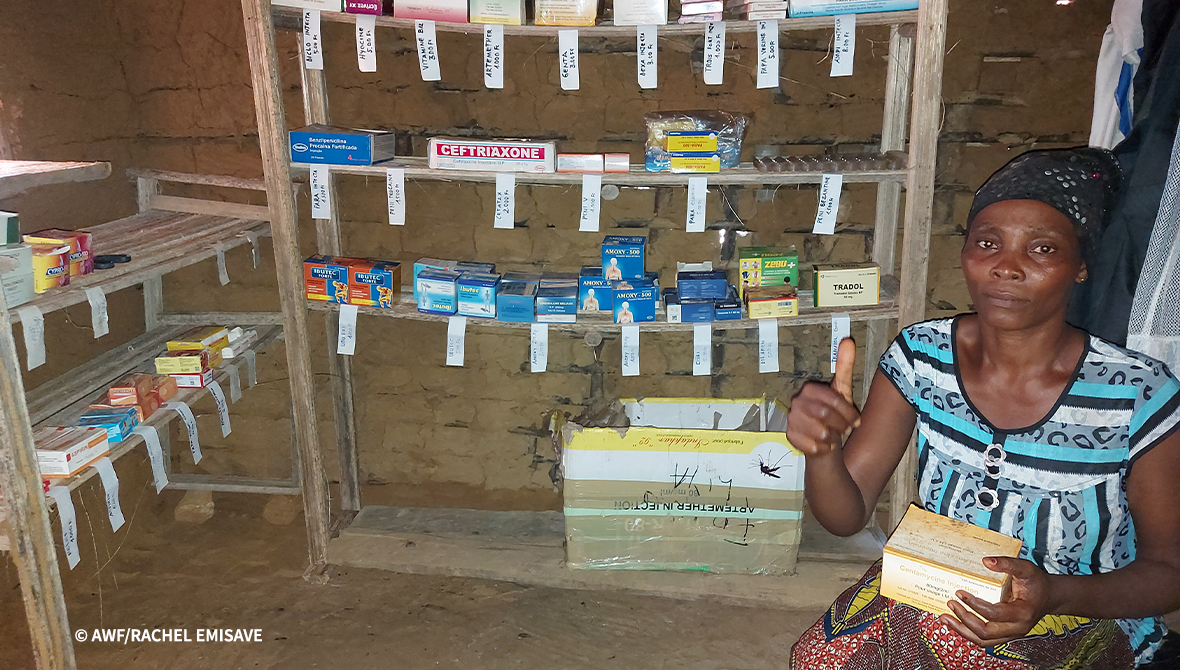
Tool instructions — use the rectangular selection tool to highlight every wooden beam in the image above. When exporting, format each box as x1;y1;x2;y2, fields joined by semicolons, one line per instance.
126;168;268;192
0;160;110;201
158;311;285;326
890;0;948;530
240;0;332;571
143;276;163;331
166;474;301;496
135;176;159;214
149;195;271;221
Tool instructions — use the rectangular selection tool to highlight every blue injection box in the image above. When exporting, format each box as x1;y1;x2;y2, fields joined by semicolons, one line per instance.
289;124;398;166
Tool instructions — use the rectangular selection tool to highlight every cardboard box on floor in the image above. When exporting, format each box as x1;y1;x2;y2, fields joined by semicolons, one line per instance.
553;397;804;575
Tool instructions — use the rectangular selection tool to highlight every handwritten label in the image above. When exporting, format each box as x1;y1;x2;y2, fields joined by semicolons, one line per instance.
637;25;658;89
759;318;779;373
493;173;515;229
831;312;851;374
245;230;260;268
226;363;243;403
133;425;169;494
686;176;708;233
831;14;855;77
337;304;359;355
207;380;232;438
17;305;45;370
243;349;257;386
216;246;230;286
757;20;779;89
84;287;109;338
93;457;125;532
812;173;843;235
621;325;640;377
164;401;202;465
356;14;377;72
386;167;406;225
693;323;711;376
303;10;323;70
446;316;467;366
579;173;602;232
46;486;80;569
310;165;332;219
415;20;441;81
558;29;579;91
483;24;504;89
703;21;726;85
530;323;548;373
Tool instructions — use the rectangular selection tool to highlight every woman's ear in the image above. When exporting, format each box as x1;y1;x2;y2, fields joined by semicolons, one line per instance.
1076;262;1088;284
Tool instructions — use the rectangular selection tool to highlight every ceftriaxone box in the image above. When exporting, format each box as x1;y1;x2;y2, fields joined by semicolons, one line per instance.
428;138;556;173
882;506;1023;616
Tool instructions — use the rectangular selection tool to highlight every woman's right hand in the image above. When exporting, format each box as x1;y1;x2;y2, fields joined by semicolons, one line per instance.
786;338;861;458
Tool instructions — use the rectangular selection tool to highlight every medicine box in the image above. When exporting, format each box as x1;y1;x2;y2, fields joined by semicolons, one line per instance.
881;506;1022;616
613;280;657;323
155;375;178;402
0;243;33;309
604;154;630;173
428;138;557;173
76;406;139;444
613;0;668;25
745;285;799;319
602;236;645;281
535;0;598;25
173;370;214;389
501;271;542;284
168;327;230;358
304;255;351;304
739;246;799;299
155;349;213;375
272;0;343;9
536;284;577;323
557;154;605;173
714;298;743;321
394;0;469;22
1;211;18;245
34;426;110;478
579;267;613;312
347;259;401;308
813;262;881;307
90;394;159;423
289;124;397;166
540;272;578;288
456;261;496;274
108;373;155;406
663;288;681;322
681;298;715;322
670;154;721;174
667;131;718;154
30;244;69;294
469;0;525;23
497;282;537;323
24;229;93;277
413;258;457;301
417;268;461;315
787;0;917;18
344;0;382;12
457;272;500;318
677;270;728;300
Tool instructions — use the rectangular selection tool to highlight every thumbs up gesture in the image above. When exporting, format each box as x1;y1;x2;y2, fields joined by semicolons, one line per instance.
786;337;862;458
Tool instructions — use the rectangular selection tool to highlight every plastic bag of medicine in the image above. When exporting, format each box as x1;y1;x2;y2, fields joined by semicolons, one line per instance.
644;110;749;172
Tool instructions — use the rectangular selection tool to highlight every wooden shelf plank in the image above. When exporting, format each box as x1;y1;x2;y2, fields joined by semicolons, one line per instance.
0;160;111;201
293;158;907;187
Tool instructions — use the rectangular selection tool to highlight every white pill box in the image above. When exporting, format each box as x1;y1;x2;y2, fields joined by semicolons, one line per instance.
35;426;110;478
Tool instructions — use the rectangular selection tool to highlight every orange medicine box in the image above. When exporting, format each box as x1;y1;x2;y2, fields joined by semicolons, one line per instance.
90;391;160;422
881;506;1023;616
153;375;178;402
23;229;93;276
34;426;110;478
304;255;350;304
108;373;155;405
344;258;401;308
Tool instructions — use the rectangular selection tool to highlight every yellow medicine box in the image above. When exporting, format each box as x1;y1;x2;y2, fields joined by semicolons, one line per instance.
670;155;721;174
667;131;719;154
154;349;212;375
167;326;229;355
745;285;799;318
881;506;1023;616
812;262;880;307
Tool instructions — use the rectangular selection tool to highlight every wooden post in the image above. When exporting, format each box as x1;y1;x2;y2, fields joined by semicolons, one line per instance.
143;276;163;332
299;50;362;513
890;0;949;530
135;176;159;214
240;0;332;569
0;290;76;668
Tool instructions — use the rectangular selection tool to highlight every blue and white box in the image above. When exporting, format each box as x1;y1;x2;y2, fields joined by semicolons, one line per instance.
502;271;542;285
417;268;461;315
602;235;646;281
497;282;538;323
457;261;496;274
457;272;500;318
414;258;456;301
540;272;578;289
289;124;397;166
714;298;743;321
613;280;658;324
663;288;681;323
677;270;729;300
682;298;715;322
536;284;577;323
579;267;613;312
787;0;917;18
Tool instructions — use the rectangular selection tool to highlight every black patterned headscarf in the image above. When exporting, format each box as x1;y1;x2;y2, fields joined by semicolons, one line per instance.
967;147;1122;268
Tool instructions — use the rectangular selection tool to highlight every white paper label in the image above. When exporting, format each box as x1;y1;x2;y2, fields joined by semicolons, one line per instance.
415;20;441;81
84;287;109;338
356;14;377;72
310;164;332;219
386;167;406;225
693;323;711;376
17;305;45;370
558;29;579;91
637;25;658;89
759;318;780;373
666;304;682;323
483;24;504;89
686;176;708;233
831;312;851;374
703;21;726;85
132;424;169;494
493;173;515;229
46;486;80;569
578;173;602;232
226;363;243;403
337;304;359;356
243;349;257;386
303;10;323;70
757;20;779;89
164;401;202;465
216;246;230;286
812;173;843;235
207;380;232;438
621;325;640;377
530;323;548;373
831;14;855;77
245;231;261;269
446;316;467;366
93;457;125;532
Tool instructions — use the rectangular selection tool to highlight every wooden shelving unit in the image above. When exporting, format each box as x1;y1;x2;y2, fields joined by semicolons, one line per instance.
0;160;111;201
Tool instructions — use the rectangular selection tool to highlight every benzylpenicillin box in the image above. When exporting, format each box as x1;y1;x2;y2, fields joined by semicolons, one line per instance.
289;124;397;166
497;282;538;322
786;0;917;17
457;272;500;318
613;280;657;324
677;270;728;300
536;284;577;323
681;298;715;322
602;236;645;281
579;267;613;312
417;268;461;315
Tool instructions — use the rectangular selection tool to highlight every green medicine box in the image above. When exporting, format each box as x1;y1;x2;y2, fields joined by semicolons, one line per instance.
738;246;799;299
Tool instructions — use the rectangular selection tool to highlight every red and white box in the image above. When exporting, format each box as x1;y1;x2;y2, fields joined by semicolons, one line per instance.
428;138;557;173
35;426;110;478
558;154;605;173
173;369;215;389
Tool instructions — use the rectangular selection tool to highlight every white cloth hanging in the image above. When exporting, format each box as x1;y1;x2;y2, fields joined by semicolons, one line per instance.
1089;0;1144;149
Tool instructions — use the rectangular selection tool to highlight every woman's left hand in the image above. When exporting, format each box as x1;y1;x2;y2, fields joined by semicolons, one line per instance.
939;556;1053;647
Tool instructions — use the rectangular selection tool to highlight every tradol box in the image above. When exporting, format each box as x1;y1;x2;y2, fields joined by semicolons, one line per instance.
601;235;646;281
813;262;880;307
882;506;1023;616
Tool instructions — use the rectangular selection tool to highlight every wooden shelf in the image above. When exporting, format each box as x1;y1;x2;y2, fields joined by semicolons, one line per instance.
273;6;918;37
0;160;111;201
293;157;907;187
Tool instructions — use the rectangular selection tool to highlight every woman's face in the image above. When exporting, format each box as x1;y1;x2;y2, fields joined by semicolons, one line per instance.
961;199;1086;331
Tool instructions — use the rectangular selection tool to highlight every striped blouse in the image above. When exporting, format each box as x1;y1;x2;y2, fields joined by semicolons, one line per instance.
879;317;1180;666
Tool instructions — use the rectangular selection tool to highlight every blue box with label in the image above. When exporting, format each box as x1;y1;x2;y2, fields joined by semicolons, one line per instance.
677;270;729;299
602;235;646;281
416;268;461;315
681;298;715;322
457;261;496;274
502;271;542;285
786;0;917;18
714;298;743;321
579;267;613;312
497;282;538;323
612;280;658;324
457;272;500;318
289;124;397;166
536;284;577;323
77;406;140;443
413;258;456;301
663;288;681;323
540;272;578;288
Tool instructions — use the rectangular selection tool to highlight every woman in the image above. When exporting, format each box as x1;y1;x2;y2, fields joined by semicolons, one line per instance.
788;148;1180;669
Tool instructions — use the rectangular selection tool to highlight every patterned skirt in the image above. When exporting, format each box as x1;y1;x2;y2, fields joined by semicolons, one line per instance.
790;561;1135;670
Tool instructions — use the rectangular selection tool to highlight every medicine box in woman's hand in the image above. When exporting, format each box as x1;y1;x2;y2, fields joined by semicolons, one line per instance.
881;506;1022;616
